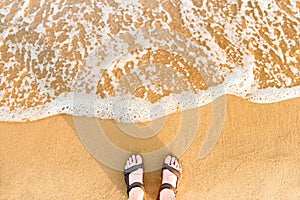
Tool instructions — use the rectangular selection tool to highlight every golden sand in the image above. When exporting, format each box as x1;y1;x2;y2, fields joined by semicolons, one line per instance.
0;95;299;199
1;0;300;199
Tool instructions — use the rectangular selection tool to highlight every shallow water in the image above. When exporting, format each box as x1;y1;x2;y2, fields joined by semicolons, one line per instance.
0;0;299;122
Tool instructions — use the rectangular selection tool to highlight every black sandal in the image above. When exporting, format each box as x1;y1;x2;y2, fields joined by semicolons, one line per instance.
157;155;181;199
124;154;145;197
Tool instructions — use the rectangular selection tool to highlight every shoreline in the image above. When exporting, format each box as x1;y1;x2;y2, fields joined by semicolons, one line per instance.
1;95;299;199
1;84;300;123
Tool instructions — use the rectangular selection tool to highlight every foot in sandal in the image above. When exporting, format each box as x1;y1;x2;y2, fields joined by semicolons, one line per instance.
158;155;182;200
124;154;145;200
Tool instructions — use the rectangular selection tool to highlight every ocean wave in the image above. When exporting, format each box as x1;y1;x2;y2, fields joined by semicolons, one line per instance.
0;0;299;122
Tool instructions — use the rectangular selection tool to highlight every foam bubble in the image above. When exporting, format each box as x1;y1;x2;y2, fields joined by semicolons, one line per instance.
0;0;299;122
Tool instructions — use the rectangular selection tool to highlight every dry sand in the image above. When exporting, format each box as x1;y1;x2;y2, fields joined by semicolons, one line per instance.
0;95;299;199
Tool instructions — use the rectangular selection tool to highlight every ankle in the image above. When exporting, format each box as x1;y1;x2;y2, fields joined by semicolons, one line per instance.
159;189;175;200
128;187;144;200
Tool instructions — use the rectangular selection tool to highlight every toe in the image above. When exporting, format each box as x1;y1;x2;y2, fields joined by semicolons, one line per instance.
173;157;181;171
165;155;172;165
136;154;142;164
129;156;134;166
175;163;180;170
133;154;138;164
171;156;176;166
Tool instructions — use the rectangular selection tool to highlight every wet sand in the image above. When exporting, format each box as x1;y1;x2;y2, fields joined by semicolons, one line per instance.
0;95;299;199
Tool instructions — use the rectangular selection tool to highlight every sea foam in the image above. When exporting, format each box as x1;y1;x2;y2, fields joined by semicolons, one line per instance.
0;0;299;122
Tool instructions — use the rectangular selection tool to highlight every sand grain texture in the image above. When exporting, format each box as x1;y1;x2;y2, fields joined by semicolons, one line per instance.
0;95;299;199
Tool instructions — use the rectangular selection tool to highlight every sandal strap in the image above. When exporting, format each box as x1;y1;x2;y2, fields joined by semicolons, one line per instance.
124;163;143;175
159;183;177;194
162;163;181;178
127;182;145;196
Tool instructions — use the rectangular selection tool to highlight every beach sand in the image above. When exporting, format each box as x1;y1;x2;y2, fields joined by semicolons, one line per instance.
0;95;299;199
1;0;300;199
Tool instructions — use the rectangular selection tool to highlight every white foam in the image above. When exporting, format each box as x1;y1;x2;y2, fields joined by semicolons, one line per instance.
0;0;300;122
